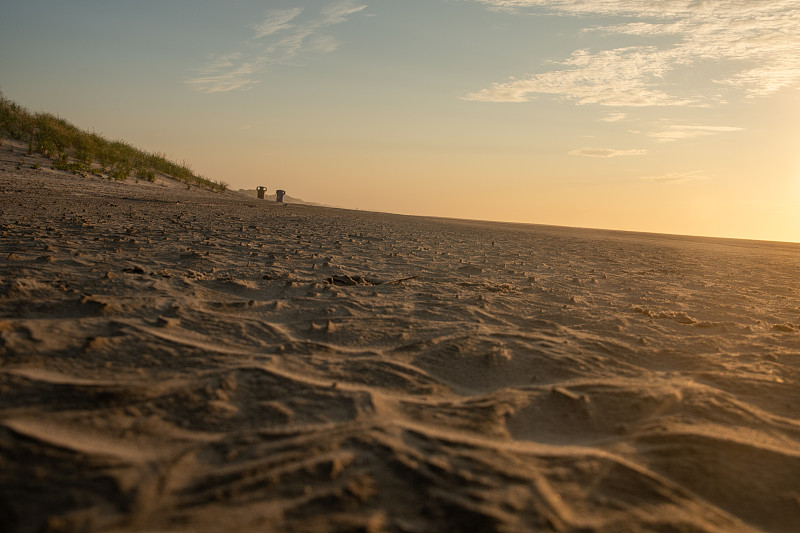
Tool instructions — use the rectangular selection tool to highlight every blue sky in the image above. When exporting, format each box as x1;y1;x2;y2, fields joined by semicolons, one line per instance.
2;1;799;242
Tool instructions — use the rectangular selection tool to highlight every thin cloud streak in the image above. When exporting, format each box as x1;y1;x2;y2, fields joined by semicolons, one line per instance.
569;148;647;158
648;124;744;143
601;113;628;122
253;8;304;39
467;0;800;105
184;54;259;94
187;1;366;93
640;170;709;183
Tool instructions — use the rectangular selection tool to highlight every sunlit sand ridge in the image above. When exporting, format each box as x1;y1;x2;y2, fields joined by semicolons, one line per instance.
2;148;800;532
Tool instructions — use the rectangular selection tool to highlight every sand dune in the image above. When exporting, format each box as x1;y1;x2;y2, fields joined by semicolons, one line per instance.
2;148;800;532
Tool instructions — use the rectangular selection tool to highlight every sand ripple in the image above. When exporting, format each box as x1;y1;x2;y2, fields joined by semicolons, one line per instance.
2;166;800;532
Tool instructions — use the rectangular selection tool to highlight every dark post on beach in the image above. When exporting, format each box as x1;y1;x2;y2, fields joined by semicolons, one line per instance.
256;186;267;199
276;190;286;203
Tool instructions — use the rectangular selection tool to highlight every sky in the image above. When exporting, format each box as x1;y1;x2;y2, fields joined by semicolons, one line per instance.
2;0;799;243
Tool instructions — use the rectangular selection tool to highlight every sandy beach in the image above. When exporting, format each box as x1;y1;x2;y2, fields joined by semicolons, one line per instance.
2;147;800;533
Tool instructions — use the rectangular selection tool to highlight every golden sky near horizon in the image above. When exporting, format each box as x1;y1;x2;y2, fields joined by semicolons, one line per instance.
2;0;799;242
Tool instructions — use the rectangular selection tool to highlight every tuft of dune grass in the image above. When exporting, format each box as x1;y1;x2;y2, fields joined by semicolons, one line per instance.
0;92;227;192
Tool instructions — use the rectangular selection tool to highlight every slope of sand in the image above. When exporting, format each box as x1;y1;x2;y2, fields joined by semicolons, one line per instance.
2;150;800;532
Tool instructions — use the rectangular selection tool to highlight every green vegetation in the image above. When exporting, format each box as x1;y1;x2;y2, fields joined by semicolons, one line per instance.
0;92;227;192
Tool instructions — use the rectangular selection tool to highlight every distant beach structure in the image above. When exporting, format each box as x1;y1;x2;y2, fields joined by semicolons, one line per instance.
256;186;267;199
276;190;286;203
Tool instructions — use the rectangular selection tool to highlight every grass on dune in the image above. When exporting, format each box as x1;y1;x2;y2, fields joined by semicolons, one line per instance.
0;93;227;192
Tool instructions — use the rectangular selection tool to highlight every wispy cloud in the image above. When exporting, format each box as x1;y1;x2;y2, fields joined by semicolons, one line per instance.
187;1;366;93
569;147;647;158
320;1;369;24
466;1;800;105
647;124;744;143
184;53;260;93
640;170;708;183
253;8;304;39
601;113;628;122
464;47;687;106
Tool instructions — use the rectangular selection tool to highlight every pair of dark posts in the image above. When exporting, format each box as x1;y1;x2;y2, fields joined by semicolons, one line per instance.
256;186;285;202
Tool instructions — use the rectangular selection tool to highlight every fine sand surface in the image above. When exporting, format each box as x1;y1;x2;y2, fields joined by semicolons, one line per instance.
2;149;800;533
